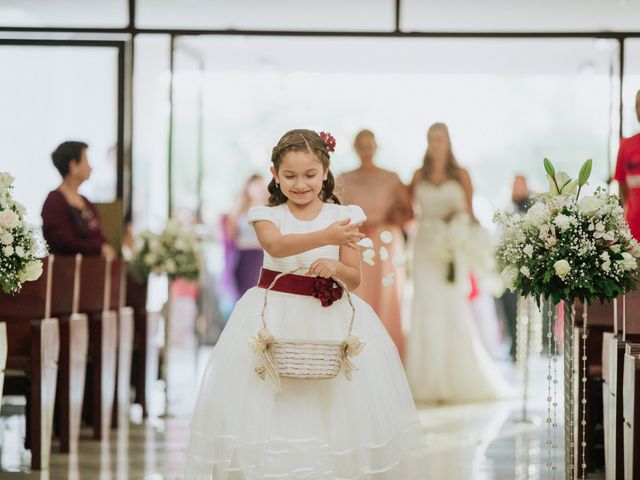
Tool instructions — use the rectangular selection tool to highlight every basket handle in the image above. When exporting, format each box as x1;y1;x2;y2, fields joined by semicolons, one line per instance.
260;267;357;336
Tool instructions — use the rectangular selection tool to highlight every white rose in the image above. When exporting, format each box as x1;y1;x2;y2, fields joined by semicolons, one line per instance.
523;244;534;257
166;259;177;274
0;230;13;245
602;261;611;272
554;259;571;280
553;213;572;232
600;251;610;262
619;252;638;271
0;172;15;189
18;260;43;282
0;210;19;229
3;245;14;256
525;202;548;227
13;201;26;216
520;266;531;278
578;196;602;216
500;266;518;289
595;222;605;232
15;245;24;257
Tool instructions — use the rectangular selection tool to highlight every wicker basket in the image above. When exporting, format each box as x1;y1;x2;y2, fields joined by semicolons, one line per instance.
251;268;363;386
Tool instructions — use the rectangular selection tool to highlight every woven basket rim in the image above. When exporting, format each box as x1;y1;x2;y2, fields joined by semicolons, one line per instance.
272;337;346;346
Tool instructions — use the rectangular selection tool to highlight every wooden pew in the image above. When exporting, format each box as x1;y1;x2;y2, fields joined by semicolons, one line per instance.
51;254;88;453
126;275;160;417
574;300;612;473
0;323;6;399
577;292;640;480
80;256;118;440
623;343;640;480
110;259;134;428
0;256;60;470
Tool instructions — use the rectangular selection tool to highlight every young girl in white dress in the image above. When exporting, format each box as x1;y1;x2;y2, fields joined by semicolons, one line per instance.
184;129;426;479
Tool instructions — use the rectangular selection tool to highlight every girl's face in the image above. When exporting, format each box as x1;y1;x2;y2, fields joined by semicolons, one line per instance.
271;150;327;206
427;129;449;161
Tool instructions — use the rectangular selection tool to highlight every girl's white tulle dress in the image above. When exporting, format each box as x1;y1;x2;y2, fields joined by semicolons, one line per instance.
184;202;427;479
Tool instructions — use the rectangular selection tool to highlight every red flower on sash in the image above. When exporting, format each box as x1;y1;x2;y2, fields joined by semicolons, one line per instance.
311;277;343;307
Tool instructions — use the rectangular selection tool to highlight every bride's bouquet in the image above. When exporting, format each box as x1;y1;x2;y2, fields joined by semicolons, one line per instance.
495;159;640;305
0;172;46;294
422;213;498;286
127;220;202;283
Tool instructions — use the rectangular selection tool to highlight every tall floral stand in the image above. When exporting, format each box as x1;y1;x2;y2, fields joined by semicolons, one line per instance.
564;301;576;480
561;300;588;480
515;295;542;424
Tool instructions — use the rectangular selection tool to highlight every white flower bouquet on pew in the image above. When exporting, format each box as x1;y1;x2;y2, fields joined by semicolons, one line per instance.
127;220;202;283
0;172;46;294
494;159;640;305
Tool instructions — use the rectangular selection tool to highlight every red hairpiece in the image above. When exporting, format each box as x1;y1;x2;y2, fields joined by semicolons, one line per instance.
319;131;336;153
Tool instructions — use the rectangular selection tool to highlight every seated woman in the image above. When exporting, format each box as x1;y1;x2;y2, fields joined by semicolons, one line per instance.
41;141;116;257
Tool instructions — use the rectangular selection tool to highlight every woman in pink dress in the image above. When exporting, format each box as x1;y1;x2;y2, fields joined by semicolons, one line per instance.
337;130;413;359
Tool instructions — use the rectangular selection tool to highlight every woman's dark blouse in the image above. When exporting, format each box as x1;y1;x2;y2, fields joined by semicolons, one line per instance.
41;190;107;255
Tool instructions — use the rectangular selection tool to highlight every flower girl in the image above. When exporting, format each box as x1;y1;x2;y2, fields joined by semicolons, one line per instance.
184;129;426;479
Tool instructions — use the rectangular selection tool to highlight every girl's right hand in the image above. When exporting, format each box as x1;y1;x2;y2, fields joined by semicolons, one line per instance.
324;218;365;249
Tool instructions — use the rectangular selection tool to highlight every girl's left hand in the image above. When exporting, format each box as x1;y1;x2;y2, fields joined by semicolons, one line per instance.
307;258;338;278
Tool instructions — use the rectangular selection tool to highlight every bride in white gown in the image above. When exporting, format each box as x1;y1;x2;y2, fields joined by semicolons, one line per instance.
405;122;510;404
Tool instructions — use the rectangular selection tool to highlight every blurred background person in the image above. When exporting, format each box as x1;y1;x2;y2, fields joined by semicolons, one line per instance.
406;122;509;403
615;89;640;241
337;130;413;359
41;140;116;257
499;174;533;362
225;174;269;297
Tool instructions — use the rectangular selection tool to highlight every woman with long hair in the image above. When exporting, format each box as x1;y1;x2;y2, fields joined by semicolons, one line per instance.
406;123;509;403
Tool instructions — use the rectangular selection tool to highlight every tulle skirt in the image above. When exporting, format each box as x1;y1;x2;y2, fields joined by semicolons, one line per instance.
184;287;427;479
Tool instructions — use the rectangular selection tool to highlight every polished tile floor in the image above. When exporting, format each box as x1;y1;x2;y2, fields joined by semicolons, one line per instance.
0;331;604;479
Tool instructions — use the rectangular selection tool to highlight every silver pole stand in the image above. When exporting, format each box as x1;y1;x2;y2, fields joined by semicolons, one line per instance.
515;296;540;425
563;301;575;480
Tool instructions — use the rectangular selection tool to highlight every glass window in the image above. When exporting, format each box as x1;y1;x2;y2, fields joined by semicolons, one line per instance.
401;0;640;33
136;0;394;31
0;0;127;28
172;36;617;226
0;44;118;225
171;41;204;223
132;34;171;232
622;39;640;138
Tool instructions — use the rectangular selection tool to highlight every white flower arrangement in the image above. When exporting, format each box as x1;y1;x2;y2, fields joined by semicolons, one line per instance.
127;220;202;283
0;172;46;294
495;159;640;305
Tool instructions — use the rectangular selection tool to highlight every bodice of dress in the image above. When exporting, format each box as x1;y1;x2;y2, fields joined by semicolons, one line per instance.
247;203;367;271
337;169;405;227
414;180;466;221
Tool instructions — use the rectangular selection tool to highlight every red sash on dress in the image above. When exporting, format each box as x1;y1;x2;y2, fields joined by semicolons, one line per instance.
257;268;343;307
